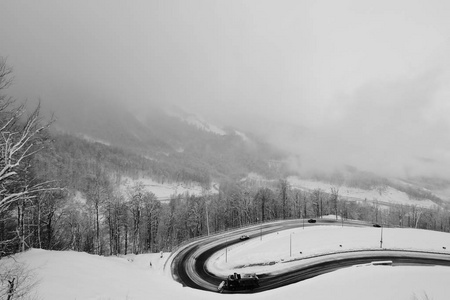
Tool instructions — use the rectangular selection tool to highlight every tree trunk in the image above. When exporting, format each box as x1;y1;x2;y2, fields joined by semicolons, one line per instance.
95;202;100;255
46;211;54;249
108;208;113;256
18;201;26;252
37;200;42;248
124;224;128;255
7;278;15;300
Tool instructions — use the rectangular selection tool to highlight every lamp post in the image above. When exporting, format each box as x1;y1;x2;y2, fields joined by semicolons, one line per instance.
205;203;210;236
260;218;263;241
379;225;383;249
290;233;292;257
225;238;228;263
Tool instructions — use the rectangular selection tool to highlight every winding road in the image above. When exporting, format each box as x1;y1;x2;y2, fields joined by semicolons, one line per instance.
168;219;450;294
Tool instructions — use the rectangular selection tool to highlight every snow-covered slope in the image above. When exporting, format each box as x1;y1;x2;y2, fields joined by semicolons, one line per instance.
165;107;227;136
288;176;438;208
119;176;218;201
234;130;250;142
5;225;450;300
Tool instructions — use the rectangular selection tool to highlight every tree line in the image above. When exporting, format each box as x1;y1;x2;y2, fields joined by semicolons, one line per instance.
1;56;450;260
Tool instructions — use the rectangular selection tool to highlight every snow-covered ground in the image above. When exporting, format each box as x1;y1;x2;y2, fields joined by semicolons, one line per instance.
208;225;450;275
120;176;216;201
4;225;450;300
288;176;437;208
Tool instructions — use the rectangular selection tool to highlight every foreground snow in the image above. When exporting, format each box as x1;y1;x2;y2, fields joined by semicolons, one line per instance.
5;226;450;300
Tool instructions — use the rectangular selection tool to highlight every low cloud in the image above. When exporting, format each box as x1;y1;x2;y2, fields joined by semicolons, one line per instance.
270;67;450;179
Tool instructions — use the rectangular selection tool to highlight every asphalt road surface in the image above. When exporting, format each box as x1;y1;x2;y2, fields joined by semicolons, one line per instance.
169;219;450;294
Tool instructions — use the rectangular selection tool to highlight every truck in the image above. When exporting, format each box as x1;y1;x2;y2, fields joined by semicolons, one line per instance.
218;273;259;292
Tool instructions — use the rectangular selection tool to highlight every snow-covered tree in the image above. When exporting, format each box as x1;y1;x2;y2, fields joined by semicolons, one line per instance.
0;57;53;256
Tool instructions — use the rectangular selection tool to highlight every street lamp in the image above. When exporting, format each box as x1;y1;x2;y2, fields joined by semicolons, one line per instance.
379;225;383;249
290;233;293;257
259;218;262;241
225;238;228;262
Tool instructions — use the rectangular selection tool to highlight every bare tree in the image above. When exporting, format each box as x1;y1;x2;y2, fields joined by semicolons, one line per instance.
278;179;290;219
0;58;54;256
311;188;323;218
254;187;272;222
126;182;147;254
330;187;340;220
0;259;39;300
143;193;160;252
84;167;111;255
0;57;13;107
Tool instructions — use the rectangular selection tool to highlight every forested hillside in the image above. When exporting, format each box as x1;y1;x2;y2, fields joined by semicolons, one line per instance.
3;122;450;258
43;96;288;182
2;57;450;261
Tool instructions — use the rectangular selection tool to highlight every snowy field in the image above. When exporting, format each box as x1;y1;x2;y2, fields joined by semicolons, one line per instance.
119;176;215;201
4;226;450;300
288;176;438;208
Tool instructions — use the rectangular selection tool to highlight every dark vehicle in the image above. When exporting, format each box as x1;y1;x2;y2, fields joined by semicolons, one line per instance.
240;235;250;241
307;219;316;223
218;273;259;292
373;224;381;228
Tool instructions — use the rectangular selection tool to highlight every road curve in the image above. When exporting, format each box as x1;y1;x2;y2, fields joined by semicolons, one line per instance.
169;219;450;293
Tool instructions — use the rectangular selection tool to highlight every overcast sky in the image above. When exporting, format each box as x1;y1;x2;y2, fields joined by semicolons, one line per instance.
1;0;450;179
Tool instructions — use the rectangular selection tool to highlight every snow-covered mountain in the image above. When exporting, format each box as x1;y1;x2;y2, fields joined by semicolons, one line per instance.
42;99;287;188
240;171;449;209
42;98;450;208
164;106;227;136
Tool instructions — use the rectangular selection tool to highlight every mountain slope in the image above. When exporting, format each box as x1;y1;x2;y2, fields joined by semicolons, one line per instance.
42;99;289;186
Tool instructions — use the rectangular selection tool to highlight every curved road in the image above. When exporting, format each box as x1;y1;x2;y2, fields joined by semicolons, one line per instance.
169;219;450;293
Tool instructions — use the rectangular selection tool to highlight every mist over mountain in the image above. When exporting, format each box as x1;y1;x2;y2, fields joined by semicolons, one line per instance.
40;96;291;185
37;93;450;206
2;0;450;193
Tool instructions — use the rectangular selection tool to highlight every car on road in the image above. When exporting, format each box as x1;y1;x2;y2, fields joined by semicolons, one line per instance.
240;235;250;241
218;273;259;292
307;219;316;223
373;224;381;228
